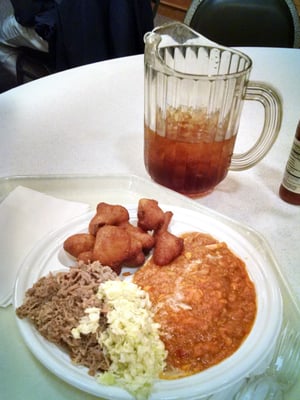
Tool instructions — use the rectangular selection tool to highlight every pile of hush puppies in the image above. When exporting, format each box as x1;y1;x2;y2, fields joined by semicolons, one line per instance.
63;198;184;274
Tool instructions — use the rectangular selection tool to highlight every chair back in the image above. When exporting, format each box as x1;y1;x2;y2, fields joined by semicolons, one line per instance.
184;0;300;48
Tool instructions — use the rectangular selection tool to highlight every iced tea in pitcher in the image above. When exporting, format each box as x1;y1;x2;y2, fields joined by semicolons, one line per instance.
144;23;282;197
144;108;236;196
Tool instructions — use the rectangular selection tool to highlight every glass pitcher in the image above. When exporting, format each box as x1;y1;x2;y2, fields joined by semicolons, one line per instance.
144;23;282;197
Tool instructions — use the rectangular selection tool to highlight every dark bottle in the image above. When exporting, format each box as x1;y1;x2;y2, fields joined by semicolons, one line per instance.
279;121;300;205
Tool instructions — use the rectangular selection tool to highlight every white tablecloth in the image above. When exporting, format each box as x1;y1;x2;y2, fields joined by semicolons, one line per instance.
0;48;300;399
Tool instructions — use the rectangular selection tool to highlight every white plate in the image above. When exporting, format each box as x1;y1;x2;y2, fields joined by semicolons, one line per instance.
13;205;283;400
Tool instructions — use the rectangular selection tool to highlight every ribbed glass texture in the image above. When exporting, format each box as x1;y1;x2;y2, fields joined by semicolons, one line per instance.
144;23;282;196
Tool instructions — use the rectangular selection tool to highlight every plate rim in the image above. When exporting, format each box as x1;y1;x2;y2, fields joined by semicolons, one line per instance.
13;204;283;400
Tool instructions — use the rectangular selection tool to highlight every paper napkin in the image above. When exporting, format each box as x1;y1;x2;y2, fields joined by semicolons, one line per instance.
0;186;90;307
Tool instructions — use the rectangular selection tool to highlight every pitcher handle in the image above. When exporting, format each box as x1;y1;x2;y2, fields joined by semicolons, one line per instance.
230;82;282;171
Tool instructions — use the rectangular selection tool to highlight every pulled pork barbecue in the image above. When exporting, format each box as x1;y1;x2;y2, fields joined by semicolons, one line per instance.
16;261;119;375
